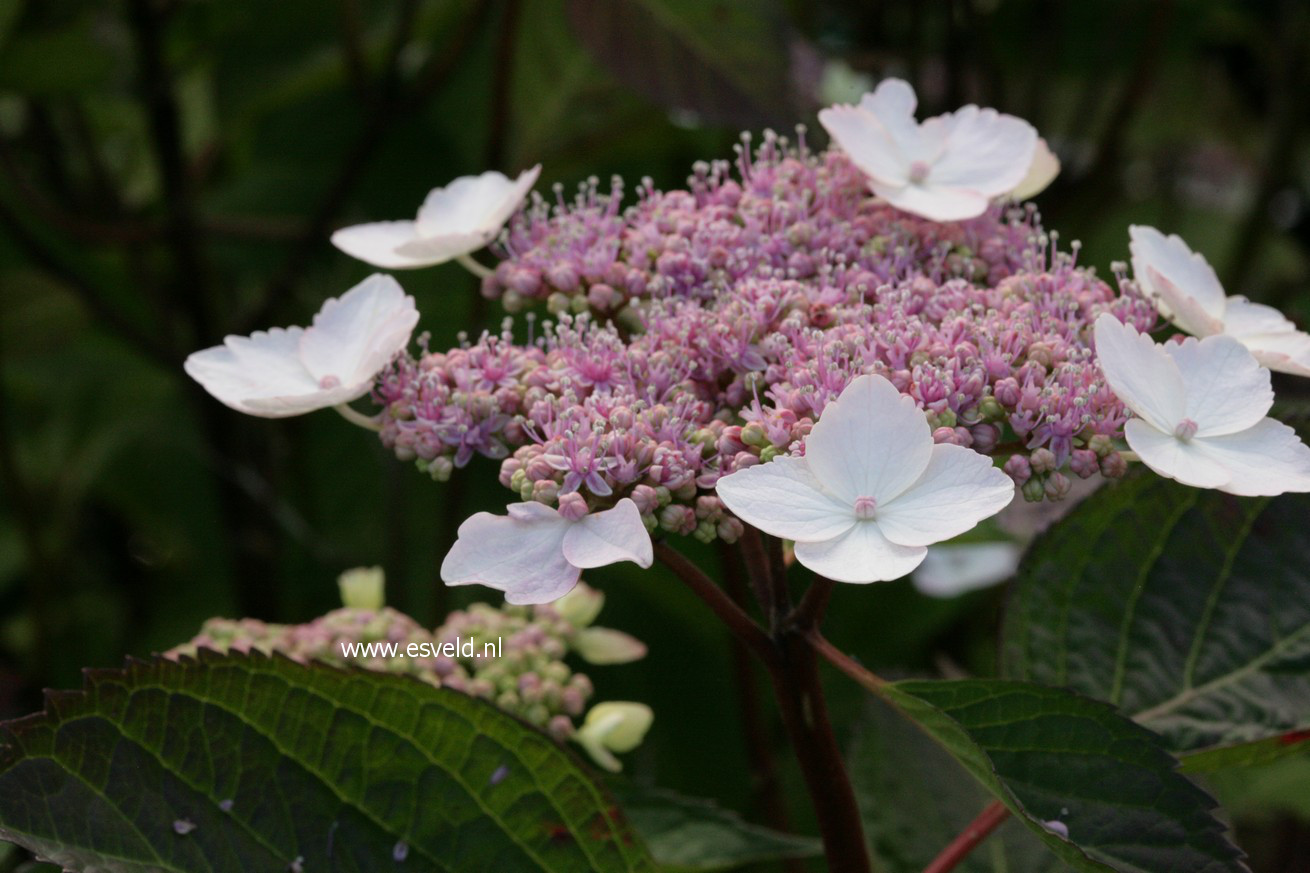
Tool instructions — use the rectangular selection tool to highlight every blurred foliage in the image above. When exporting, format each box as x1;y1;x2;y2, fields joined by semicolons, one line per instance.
1;0;1309;870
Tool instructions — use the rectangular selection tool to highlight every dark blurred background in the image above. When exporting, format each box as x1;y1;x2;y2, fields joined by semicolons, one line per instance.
1;0;1308;869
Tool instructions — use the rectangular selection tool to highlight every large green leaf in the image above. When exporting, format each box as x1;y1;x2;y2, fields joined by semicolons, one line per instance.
849;696;1067;873
1001;471;1310;760
880;679;1246;872
0;651;655;873
612;785;820;871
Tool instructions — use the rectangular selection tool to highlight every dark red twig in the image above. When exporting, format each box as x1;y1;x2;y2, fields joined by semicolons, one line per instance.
922;801;1011;873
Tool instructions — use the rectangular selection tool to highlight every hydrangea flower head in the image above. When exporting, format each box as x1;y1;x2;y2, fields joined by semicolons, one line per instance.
818;79;1039;221
1129;225;1310;376
332;166;541;269
715;374;1015;583
1094;313;1310;495
184;274;417;417
375;129;1151;565
441;497;653;604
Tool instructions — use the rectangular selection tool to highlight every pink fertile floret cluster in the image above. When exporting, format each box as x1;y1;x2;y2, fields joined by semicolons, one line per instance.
374;131;1156;539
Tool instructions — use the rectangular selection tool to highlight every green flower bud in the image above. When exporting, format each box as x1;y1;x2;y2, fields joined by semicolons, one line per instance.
337;567;385;611
573;702;654;773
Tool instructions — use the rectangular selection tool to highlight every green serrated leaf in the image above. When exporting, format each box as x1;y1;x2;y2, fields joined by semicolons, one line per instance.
879;678;1246;873
0;651;655;873
1001;470;1310;760
611;785;820;871
849;695;1069;873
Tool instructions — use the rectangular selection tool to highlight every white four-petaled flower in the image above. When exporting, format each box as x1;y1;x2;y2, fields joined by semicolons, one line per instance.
1130;225;1310;377
331;166;541;269
715;375;1016;583
184;274;418;417
441;498;653;604
1093;313;1310;495
818;79;1040;222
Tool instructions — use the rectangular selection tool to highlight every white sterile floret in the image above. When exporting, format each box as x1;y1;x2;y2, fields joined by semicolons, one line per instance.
331;165;541;269
1094;313;1310;496
1130;225;1310;376
184;274;418;418
818;78;1040;222
440;499;653;604
715;374;1016;583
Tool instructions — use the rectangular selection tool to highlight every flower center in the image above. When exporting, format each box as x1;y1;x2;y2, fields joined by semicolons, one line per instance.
1173;418;1199;441
853;496;878;520
908;160;931;184
319;374;342;389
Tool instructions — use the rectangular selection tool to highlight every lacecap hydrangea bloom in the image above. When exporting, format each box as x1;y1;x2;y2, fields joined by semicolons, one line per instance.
186;78;1310;603
375;128;1155;593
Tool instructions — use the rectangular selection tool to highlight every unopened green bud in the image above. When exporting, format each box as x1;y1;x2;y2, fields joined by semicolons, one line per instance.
573;627;647;665
978;395;1005;421
428;456;453;482
337;567;385;610
554;583;604;628
759;445;780;463
546;292;571;315
740;422;768;447
1087;434;1114;457
573;702;654;773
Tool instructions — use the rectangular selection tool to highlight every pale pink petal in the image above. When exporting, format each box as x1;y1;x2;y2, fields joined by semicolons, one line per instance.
415;166;540;240
440;508;578;604
805;374;934;506
1129;226;1226;333
876;444;1015;547
792;522;927;584
859;78;917;120
299;274;418;390
924;106;1037;197
873;181;991;222
1162;334;1272;437
1222;298;1310;377
1093;314;1186;431
857;79;924;159
913;542;1022;598
330;221;438;269
1192;419;1310;497
1246;333;1310;377
1009;138;1060;200
561;498;654;569
393;231;492;263
185;327;327;418
1124;419;1229;490
1222;297;1297;337
714;456;856;542
818;105;909;187
1145;265;1225;338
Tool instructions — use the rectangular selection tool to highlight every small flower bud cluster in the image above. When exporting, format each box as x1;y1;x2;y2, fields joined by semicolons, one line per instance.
167;581;643;743
376;132;1155;527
